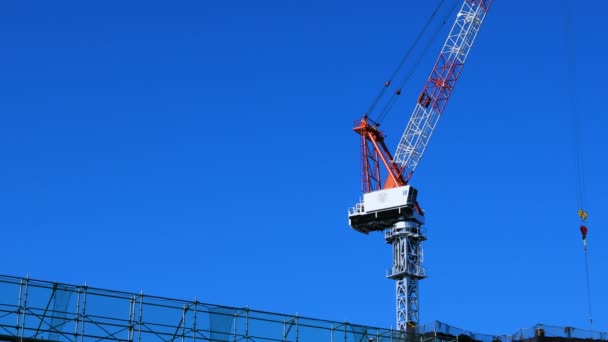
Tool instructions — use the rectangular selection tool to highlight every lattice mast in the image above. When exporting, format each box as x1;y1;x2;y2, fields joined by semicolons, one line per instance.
348;0;493;332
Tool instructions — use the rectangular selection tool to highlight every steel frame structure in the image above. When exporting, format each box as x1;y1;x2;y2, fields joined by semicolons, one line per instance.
0;274;415;342
386;221;426;331
354;116;406;193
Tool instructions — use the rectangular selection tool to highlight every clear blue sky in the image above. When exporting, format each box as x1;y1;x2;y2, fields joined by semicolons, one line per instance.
1;0;606;336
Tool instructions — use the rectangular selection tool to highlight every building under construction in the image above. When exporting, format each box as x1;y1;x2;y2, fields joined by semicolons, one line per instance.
0;274;604;342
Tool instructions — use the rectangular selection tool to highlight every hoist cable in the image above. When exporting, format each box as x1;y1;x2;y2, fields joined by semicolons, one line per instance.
365;0;448;119
584;248;593;329
565;3;586;211
375;0;460;124
565;0;592;330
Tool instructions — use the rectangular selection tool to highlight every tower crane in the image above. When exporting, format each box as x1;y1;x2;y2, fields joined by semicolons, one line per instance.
348;0;493;332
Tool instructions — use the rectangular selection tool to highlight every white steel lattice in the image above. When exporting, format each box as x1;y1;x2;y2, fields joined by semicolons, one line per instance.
393;0;491;181
387;221;426;331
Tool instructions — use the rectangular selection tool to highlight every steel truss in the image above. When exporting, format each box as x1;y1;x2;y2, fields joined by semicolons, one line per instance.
386;220;426;331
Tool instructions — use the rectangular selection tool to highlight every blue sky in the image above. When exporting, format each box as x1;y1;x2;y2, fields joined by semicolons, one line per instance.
1;0;607;336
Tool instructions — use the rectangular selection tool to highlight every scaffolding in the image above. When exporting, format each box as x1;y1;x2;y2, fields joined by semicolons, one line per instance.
0;274;418;342
0;274;605;342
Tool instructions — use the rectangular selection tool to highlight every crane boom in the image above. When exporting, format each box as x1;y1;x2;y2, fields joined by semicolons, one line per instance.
394;0;492;183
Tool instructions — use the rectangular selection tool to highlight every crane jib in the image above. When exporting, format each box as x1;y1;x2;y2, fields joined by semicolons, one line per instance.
393;0;492;181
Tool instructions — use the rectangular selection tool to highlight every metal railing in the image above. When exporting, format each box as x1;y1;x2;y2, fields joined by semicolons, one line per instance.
348;202;365;216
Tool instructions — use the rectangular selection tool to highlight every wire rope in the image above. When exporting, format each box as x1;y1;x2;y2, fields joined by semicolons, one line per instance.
376;0;460;124
565;0;592;330
365;0;449;120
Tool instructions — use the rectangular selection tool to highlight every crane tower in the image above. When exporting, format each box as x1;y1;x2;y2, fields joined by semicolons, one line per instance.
348;0;493;332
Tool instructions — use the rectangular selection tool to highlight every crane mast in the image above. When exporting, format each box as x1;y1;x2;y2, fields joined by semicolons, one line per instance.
348;0;493;332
